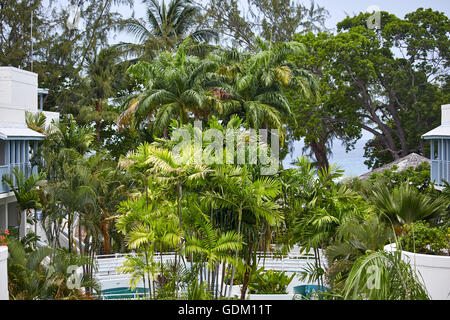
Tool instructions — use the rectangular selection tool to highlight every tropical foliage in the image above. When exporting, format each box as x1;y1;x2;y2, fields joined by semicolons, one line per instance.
2;3;449;301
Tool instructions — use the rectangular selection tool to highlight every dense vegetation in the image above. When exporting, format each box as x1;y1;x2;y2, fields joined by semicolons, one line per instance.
1;0;449;300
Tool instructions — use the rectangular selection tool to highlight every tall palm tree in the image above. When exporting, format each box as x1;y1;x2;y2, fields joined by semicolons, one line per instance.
204;165;281;299
290;156;365;290
118;43;221;136
213;41;317;138
118;0;217;58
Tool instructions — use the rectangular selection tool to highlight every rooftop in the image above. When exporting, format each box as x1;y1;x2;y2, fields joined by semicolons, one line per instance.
358;153;430;180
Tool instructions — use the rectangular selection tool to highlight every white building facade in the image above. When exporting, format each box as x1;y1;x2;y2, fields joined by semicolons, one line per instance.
0;67;59;300
0;67;59;237
422;104;450;186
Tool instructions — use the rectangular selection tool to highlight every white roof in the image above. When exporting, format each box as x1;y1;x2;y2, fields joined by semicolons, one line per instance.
422;123;450;139
0;123;45;140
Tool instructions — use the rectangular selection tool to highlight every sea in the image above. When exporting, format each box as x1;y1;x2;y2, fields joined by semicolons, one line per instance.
282;133;372;178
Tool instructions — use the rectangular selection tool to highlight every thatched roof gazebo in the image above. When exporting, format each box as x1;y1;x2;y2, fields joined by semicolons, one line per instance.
358;153;430;180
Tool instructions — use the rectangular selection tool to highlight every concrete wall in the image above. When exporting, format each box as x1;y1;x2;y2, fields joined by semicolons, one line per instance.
442;104;450;124
42;111;60;126
0;67;60;134
0;247;8;300
0;67;38;125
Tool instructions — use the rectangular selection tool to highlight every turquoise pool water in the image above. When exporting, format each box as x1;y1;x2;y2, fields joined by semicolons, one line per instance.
102;287;149;300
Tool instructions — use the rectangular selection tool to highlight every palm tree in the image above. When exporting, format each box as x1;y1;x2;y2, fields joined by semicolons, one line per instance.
116;252;159;299
118;43;221;136
118;0;217;58
204;165;281;299
2;168;44;238
132;142;210;295
290;156;365;291
7;239;99;299
184;210;242;298
325;214;394;290
214;41;317;134
25;111;47;134
342;250;429;300
372;183;448;227
371;183;448;268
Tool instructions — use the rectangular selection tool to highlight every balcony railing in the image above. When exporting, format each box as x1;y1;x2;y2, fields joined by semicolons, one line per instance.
0;163;34;193
431;160;450;186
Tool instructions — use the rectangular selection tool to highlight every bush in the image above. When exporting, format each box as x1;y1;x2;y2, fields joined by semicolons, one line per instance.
399;222;450;256
248;268;295;294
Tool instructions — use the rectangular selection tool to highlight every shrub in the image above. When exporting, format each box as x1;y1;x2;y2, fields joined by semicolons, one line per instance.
399;221;450;256
248;268;295;294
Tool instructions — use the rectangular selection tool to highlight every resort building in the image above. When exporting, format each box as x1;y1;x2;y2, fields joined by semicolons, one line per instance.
0;67;59;237
422;104;450;187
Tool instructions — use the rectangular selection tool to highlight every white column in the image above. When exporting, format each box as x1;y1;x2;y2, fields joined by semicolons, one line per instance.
4;203;7;231
15;141;20;165
0;204;7;232
25;141;29;163
4;141;9;166
9;141;14;165
0;246;8;300
19;210;26;238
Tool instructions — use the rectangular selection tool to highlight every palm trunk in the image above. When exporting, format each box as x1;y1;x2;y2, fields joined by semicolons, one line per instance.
220;261;226;297
228;206;243;298
175;182;182;297
215;262;220;299
101;218;111;254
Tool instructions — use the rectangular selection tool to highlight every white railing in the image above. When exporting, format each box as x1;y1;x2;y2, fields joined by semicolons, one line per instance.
94;250;326;300
94;250;324;277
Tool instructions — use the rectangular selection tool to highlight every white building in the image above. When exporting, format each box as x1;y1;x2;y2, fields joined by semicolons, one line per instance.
0;67;59;237
422;104;450;186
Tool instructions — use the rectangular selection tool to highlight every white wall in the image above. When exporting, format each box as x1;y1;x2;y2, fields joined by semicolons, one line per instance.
0;67;38;125
0;67;60;131
441;104;450;124
42;111;60;127
0;246;8;300
385;244;450;300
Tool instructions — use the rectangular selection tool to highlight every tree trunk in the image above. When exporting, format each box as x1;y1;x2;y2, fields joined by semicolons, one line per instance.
228;206;242;298
175;182;182;296
101;218;111;254
310;140;329;171
240;266;250;300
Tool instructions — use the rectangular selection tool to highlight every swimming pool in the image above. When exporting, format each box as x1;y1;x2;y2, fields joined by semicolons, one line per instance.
101;287;149;300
